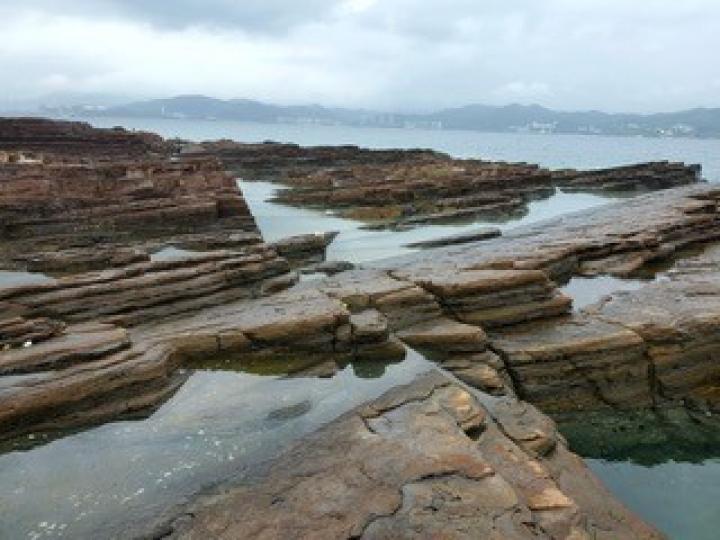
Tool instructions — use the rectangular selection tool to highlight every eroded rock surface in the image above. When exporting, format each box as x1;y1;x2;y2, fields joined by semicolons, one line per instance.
0;126;717;538
187;140;700;229
0;246;292;327
0;323;182;440
4;184;719;437
156;373;662;540
0;119;261;272
0;117;169;159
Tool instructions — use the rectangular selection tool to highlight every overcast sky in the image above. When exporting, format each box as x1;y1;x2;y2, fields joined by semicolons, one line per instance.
1;0;719;112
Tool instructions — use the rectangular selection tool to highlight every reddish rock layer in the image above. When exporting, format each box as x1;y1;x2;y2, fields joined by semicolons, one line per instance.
0;117;169;160
185;141;701;227
156;373;662;540
0;119;262;270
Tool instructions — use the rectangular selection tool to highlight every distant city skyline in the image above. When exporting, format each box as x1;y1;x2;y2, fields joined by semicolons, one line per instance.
2;1;720;113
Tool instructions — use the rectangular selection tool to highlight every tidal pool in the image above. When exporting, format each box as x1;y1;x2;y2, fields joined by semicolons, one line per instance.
149;246;203;262
0;270;55;288
0;350;435;539
239;179;612;264
561;275;649;311
3;176;717;538
560;410;720;540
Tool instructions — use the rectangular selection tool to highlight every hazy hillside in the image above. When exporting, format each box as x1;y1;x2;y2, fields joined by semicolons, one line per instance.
47;95;720;138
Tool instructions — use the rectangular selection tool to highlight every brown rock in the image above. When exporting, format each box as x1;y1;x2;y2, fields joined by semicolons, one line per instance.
154;373;662;540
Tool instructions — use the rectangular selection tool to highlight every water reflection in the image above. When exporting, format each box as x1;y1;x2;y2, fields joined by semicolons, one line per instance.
240;180;611;264
561;276;648;311
0;270;55;288
588;458;720;540
150;246;202;262
83;116;720;182
0;349;435;539
560;410;720;540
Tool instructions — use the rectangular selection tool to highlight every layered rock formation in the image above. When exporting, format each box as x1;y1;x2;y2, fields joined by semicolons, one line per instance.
4;183;720;440
1;123;718;538
186;140;701;228
376;184;720;416
489;244;720;414
270;231;338;267
0;119;262;272
0;117;169;159
395;268;572;328
182;140;439;180
156;372;662;540
0;323;182;440
0;246;292;328
552;161;703;193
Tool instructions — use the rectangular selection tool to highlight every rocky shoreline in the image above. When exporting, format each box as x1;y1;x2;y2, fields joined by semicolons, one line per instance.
1;118;718;538
183;140;702;229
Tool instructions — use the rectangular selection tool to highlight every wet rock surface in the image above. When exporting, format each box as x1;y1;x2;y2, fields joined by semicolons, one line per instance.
404;226;501;248
270;231;338;267
0;245;292;327
155;372;662;540
0;322;182;440
187;140;700;229
1;122;719;538
0;117;169;159
0;119;261;271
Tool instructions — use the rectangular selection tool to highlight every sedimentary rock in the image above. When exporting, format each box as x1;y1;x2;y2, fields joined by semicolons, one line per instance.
271;158;555;227
270;231;338;266
404;227;501;248
0;157;257;250
181;140;440;180
154;372;662;540
188;140;700;229
0;119;262;271
0;323;183;440
0;246;292;328
0;117;169;159
300;259;355;276
0;124;716;538
0;316;65;349
379;184;720;282
309;268;443;330
368;185;720;413
2;183;719;440
491;316;652;413
396;268;572;328
552;161;702;193
397;317;512;395
487;244;720;414
14;246;150;273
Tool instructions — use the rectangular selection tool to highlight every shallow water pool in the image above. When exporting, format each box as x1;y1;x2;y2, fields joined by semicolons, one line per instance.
0;350;435;539
240;180;612;264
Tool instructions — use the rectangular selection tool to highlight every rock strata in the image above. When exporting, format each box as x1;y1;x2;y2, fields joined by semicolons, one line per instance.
0;126;717;538
371;185;720;413
0;323;182;440
397;268;572;328
404;227;501;248
552;161;702;193
0;246;292;328
270;231;338;266
188;140;700;229
0;119;262;271
156;372;662;540
0;117;169;159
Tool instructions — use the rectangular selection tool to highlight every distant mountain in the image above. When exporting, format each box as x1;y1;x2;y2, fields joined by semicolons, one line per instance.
43;95;720;138
89;95;400;127
427;104;720;138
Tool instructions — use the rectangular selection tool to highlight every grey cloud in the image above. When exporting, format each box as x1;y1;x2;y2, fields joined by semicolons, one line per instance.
2;0;720;112
9;0;342;32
